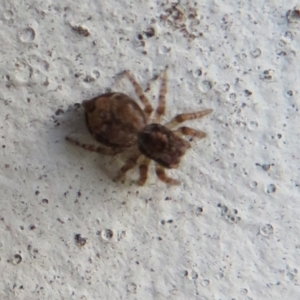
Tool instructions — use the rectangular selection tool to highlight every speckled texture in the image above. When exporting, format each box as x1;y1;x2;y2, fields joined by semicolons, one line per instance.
1;1;300;299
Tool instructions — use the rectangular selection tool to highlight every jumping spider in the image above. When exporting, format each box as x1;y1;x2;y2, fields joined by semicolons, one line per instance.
66;67;212;185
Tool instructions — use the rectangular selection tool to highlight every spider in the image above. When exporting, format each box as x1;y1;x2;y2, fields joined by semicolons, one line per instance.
66;67;212;185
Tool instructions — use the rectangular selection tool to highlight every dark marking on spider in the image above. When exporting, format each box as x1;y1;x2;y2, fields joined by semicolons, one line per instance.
66;67;213;185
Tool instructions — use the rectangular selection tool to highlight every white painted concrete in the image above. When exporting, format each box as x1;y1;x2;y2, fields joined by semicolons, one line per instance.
0;1;299;299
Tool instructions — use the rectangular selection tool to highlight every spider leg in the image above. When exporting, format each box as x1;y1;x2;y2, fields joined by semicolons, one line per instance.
66;137;123;155
173;126;207;139
153;66;168;122
123;70;153;117
137;157;151;186
155;164;180;185
114;152;141;183
165;109;213;129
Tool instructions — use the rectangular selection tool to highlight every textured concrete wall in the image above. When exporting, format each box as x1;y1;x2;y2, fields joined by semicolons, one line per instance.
1;1;299;299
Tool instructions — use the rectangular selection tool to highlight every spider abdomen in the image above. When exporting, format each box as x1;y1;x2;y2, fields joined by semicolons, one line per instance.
83;92;147;148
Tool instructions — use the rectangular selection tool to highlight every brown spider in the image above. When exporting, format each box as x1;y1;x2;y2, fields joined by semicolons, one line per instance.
66;67;212;185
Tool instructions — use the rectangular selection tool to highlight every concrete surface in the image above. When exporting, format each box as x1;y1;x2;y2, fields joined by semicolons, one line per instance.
0;0;299;299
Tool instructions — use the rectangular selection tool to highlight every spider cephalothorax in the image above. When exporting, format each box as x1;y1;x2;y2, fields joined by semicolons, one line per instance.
66;68;212;185
137;123;191;169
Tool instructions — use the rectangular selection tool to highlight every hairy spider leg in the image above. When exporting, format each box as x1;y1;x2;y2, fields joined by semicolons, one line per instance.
114;151;141;182
153;66;168;122
137;157;151;186
155;164;180;185
66;137;123;155
165;109;213;129
173;126;207;139
124;70;153;117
